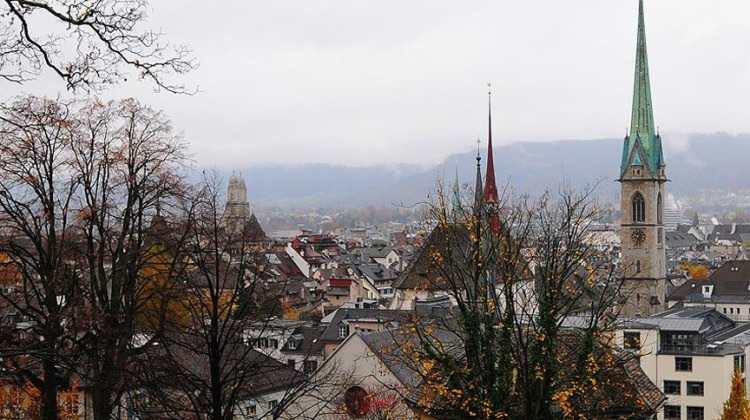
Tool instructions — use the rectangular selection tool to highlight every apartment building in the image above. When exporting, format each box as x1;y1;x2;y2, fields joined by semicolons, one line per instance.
616;306;750;420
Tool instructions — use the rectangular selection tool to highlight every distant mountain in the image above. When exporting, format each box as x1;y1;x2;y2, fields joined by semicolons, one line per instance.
230;133;750;209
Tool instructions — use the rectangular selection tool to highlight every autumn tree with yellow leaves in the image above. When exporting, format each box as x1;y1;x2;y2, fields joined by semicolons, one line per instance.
721;369;750;420
680;262;711;281
392;184;657;419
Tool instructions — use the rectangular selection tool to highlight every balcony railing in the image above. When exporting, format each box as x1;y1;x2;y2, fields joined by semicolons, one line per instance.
659;343;743;356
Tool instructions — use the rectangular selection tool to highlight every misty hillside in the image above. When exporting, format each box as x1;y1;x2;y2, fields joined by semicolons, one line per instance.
235;133;750;208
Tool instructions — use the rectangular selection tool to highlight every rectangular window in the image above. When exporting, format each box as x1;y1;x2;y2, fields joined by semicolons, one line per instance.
663;332;695;352
287;359;296;369
270;339;279;349
664;405;680;420
663;380;681;395
686;381;704;396
303;360;318;374
624;331;641;351
675;357;693;372
288;339;297;350
736;355;747;373
687;406;704;420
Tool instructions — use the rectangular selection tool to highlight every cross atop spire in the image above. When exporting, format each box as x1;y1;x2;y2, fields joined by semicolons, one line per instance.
621;0;664;178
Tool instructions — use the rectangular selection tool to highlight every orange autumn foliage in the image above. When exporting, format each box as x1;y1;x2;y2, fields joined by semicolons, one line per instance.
137;245;189;329
281;300;300;320
0;252;20;286
721;370;750;420
681;262;710;281
0;380;82;419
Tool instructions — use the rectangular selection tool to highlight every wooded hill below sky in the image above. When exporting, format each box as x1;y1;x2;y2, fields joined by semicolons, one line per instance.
226;133;750;209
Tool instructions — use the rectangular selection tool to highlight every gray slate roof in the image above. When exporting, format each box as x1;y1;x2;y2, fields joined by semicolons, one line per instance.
669;260;750;303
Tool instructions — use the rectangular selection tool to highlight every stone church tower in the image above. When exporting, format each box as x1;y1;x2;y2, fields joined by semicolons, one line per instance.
223;173;266;241
619;0;667;316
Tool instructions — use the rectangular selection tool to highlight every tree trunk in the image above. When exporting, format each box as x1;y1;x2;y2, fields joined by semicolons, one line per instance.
92;384;114;420
41;357;59;420
92;339;119;420
210;350;223;420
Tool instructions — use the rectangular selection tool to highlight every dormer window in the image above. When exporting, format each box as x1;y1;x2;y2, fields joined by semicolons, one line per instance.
338;324;350;339
288;339;297;350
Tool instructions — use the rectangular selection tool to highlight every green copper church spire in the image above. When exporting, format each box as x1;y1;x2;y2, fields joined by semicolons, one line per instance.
631;0;654;140
621;0;664;177
451;167;462;213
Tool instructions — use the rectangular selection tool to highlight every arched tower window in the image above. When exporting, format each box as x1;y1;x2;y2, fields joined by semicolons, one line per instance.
632;192;646;223
657;193;663;225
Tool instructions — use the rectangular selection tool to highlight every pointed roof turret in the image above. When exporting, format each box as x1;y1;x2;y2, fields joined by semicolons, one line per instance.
473;140;483;212
483;86;502;234
451;167;462;213
621;0;665;178
483;86;499;205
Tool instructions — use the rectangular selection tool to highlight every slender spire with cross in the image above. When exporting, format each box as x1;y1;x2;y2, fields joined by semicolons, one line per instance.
483;83;499;205
482;84;502;233
621;0;664;178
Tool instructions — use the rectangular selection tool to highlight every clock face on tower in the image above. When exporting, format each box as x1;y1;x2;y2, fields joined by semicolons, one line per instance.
631;228;646;247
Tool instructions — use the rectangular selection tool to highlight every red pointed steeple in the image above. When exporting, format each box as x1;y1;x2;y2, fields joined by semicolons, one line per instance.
483;86;499;204
483;85;501;233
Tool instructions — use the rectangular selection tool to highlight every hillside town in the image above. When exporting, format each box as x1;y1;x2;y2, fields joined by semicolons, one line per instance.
3;1;750;420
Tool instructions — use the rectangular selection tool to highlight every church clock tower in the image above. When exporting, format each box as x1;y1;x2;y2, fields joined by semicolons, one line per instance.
619;0;667;316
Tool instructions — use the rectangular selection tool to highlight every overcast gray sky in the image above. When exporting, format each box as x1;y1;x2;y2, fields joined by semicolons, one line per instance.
5;0;750;167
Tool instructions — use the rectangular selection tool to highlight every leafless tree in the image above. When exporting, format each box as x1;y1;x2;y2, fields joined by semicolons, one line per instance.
0;96;80;420
0;96;191;420
66;97;190;419
129;175;323;420
0;0;195;92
